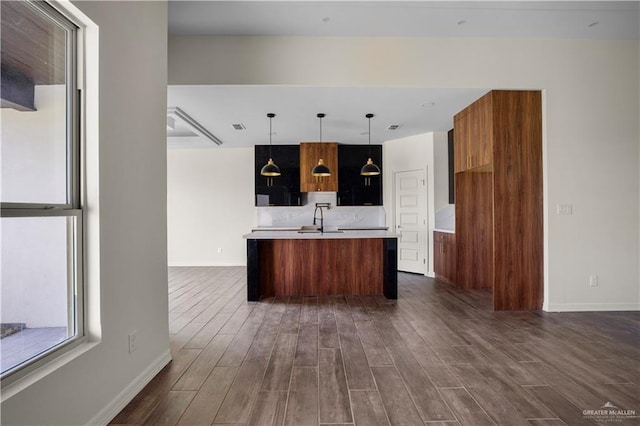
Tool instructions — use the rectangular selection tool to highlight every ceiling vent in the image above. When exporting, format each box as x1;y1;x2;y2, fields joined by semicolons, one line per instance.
387;124;401;130
167;106;223;148
232;123;246;130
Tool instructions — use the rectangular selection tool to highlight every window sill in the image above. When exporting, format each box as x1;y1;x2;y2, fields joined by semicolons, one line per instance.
1;339;100;402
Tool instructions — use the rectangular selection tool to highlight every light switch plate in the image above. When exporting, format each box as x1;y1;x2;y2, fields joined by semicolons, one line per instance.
557;204;573;215
128;331;137;354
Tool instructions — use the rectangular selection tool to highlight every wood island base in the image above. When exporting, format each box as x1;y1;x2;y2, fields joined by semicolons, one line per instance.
246;237;397;301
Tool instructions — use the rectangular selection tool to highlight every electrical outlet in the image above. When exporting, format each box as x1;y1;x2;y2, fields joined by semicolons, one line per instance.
589;275;599;287
217;247;222;253
557;204;573;215
128;330;137;354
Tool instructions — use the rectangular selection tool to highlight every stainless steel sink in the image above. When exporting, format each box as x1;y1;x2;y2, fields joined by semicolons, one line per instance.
297;225;343;233
298;225;320;233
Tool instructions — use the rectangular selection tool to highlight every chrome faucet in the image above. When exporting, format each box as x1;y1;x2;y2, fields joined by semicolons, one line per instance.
313;203;331;233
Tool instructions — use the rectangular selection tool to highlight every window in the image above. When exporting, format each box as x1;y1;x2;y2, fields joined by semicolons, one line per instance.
1;0;82;379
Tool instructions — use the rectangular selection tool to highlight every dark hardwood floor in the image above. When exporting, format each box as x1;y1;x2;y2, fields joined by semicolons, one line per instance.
111;267;639;425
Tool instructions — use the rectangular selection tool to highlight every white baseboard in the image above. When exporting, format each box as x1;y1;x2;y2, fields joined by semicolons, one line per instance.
168;262;246;267
89;349;172;425
544;302;640;312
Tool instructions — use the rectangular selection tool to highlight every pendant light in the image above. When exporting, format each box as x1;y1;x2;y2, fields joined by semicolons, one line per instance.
361;113;381;176
311;113;331;176
260;113;281;177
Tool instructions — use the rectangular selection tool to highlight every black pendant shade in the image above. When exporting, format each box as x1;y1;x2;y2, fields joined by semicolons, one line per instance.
311;158;331;176
311;113;331;177
261;158;280;176
260;113;281;177
361;113;381;176
361;158;381;176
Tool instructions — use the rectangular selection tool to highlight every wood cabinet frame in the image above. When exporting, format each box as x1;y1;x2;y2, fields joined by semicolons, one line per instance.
454;90;543;310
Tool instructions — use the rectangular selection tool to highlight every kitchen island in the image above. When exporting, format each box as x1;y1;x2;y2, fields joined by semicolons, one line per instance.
243;230;398;301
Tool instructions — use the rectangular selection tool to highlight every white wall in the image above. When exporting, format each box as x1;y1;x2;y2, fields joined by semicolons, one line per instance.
383;132;447;277
169;35;640;311
168;147;255;266
1;2;170;424
433;132;450;212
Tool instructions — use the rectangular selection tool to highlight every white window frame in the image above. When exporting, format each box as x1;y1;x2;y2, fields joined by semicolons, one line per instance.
1;0;99;390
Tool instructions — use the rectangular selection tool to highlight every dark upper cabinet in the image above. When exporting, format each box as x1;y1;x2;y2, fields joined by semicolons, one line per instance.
337;144;383;206
255;145;306;206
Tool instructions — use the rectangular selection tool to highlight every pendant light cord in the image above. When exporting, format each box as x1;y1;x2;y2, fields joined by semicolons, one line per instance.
368;115;372;157
269;115;273;158
317;113;326;143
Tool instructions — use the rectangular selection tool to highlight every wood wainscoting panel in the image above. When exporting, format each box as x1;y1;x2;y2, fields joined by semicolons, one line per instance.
258;239;384;297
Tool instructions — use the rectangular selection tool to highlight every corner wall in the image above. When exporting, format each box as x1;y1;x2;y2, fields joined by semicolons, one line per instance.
169;35;640;311
167;147;255;266
383;132;448;277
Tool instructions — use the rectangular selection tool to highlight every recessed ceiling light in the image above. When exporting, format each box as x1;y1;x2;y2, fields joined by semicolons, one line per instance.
232;123;246;130
588;21;599;28
421;101;436;108
387;124;401;131
457;20;467;26
360;131;369;136
322;16;330;23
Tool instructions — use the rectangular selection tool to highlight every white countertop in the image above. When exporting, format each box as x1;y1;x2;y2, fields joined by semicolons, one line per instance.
434;228;455;234
243;230;399;239
251;226;389;232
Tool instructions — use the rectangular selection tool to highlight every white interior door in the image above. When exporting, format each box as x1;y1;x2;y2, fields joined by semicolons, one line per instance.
394;170;427;274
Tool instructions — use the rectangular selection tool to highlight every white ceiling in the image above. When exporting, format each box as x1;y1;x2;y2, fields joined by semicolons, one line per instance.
167;1;639;148
167;86;490;147
169;1;639;39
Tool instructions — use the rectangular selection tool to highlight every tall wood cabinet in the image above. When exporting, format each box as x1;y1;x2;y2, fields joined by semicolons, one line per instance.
454;90;543;310
299;142;338;192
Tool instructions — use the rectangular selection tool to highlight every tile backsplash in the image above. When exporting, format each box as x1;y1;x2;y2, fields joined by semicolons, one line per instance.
435;204;455;231
256;192;386;228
